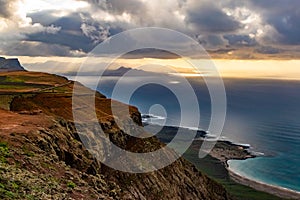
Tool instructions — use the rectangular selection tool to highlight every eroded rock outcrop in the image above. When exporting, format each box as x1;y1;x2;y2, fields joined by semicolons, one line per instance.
0;57;25;72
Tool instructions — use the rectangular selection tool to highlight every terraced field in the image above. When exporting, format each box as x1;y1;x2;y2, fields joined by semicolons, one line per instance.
0;72;72;111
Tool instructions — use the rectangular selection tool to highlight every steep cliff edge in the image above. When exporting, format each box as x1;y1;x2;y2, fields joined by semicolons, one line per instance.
0;71;232;199
0;57;25;72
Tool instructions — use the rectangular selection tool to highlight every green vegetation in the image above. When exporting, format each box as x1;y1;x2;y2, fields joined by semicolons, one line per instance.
0;143;70;199
0;74;69;95
0;180;20;199
0;75;44;83
54;86;68;93
67;181;76;189
0;76;24;83
183;148;285;200
4;77;24;83
0;142;10;163
0;85;30;90
0;143;19;199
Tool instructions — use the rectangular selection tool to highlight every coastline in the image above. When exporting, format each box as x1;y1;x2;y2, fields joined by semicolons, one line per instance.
209;141;300;199
227;166;300;199
141;119;300;199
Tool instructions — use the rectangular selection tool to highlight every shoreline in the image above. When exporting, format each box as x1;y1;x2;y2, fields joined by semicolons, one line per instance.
227;166;300;199
142;121;300;199
209;140;300;199
209;141;300;199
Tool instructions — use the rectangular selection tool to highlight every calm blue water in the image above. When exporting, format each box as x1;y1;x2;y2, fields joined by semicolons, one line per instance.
69;75;300;192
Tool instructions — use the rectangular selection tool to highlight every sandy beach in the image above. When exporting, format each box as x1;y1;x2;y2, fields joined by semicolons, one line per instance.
149;124;300;199
227;167;300;199
206;140;300;199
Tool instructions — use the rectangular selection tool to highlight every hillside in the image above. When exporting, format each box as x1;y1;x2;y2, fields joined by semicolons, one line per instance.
0;71;232;199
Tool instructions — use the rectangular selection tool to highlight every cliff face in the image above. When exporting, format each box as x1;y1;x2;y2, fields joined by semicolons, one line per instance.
0;57;25;72
0;71;232;199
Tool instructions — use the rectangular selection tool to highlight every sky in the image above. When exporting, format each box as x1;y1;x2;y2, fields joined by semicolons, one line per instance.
1;0;300;78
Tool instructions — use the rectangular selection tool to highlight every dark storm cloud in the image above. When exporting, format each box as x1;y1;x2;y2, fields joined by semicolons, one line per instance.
275;14;300;44
27;11;126;55
27;12;95;53
2;41;82;57
196;34;229;49
0;4;126;57
249;0;300;44
224;35;257;46
249;0;298;12
186;2;241;33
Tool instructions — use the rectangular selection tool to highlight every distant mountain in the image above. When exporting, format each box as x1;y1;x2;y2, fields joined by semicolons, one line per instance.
64;66;159;76
0;57;26;72
102;66;158;76
121;48;180;59
102;66;131;76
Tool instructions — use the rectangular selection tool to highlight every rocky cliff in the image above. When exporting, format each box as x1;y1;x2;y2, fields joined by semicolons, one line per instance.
0;71;232;199
0;57;25;72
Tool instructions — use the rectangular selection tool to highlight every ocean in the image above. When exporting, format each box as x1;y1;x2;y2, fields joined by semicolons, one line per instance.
69;75;300;192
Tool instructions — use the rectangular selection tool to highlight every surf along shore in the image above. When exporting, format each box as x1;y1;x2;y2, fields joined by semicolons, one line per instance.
143;121;300;199
227;166;300;199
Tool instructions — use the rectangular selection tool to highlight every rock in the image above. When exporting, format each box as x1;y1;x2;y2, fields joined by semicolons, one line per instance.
0;57;26;72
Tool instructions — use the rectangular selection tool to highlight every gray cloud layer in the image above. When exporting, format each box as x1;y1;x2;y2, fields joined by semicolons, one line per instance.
0;0;299;58
250;0;300;44
186;2;241;33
